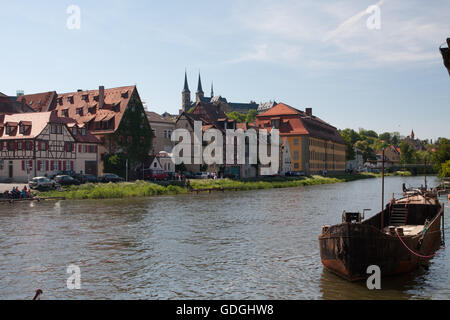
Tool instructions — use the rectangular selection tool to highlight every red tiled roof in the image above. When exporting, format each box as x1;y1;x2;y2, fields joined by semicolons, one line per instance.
146;111;175;124
258;103;302;116
17;91;57;112
54;86;136;133
256;102;345;144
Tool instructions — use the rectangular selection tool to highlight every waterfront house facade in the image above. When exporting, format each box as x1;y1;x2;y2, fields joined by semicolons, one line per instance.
255;103;346;175
0;111;100;182
51;85;153;176
146;111;175;154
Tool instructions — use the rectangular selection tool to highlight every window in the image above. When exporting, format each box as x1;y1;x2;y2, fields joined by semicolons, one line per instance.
72;127;78;135
293;138;299;146
8;141;14;151
19;126;25;134
57;125;62;134
17;142;23;150
62;109;69;117
51;124;57;134
294;151;299;161
154;162;157;168
81;128;86;136
294;163;299;169
6;126;11;135
76;108;83;116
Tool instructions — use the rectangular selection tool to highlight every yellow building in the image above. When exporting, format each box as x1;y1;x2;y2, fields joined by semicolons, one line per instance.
256;103;346;174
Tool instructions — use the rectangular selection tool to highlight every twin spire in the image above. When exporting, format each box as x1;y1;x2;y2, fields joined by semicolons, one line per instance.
183;70;213;97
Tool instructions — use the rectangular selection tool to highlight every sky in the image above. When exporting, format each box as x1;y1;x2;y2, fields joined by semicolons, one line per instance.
0;0;449;140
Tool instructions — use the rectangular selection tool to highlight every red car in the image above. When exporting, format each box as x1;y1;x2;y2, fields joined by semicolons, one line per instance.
144;169;168;181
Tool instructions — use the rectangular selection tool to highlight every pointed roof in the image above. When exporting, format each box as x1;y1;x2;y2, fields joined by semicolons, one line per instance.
197;73;203;93
211;81;214;97
258;103;302;116
183;71;190;93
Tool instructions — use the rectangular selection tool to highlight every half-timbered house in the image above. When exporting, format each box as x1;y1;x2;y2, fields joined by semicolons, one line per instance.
0;111;100;182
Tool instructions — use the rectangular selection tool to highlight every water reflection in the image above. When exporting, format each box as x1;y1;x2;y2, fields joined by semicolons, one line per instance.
0;176;448;299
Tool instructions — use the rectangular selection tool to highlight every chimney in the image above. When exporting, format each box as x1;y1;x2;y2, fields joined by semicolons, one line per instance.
99;86;105;109
306;108;312;116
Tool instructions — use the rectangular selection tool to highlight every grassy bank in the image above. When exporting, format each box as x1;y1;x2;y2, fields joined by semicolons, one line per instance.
37;173;377;200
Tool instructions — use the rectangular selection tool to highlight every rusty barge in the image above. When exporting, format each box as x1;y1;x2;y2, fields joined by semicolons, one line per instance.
319;189;444;281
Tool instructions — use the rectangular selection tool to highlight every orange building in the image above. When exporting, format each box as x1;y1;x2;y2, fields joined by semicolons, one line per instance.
255;103;346;174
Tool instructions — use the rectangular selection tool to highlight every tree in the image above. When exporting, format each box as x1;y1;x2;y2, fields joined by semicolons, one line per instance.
339;128;361;160
246;110;258;123
431;138;450;175
379;132;392;144
441;160;450;178
226;111;246;122
399;141;416;164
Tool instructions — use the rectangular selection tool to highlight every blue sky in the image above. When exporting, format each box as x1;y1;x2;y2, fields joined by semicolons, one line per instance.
1;0;449;140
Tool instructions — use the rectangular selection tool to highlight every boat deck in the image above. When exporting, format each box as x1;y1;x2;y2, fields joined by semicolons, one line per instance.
384;225;424;236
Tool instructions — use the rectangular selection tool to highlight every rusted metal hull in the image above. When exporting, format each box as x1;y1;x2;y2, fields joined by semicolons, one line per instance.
319;203;443;281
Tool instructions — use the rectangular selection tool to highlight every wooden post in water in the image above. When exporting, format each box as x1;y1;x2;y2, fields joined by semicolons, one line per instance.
381;149;385;229
424;157;427;191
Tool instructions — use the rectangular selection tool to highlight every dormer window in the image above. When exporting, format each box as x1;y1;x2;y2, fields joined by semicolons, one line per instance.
72;127;78;136
76;108;84;116
62;109;69;117
93;95;99;102
81;128;86;136
67;96;74;103
57;97;63;105
121;90;129;98
82;94;89;101
88;106;96;114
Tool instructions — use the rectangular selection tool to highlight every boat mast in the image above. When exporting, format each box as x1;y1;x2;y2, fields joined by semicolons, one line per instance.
424;156;427;191
381;149;385;229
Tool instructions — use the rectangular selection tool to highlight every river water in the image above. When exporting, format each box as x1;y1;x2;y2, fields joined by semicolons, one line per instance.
0;176;448;300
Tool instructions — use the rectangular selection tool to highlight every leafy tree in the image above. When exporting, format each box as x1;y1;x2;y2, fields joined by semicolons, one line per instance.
431;138;450;174
226;111;246;122
379;132;392;144
441;160;450;178
246;110;258;123
399;141;416;164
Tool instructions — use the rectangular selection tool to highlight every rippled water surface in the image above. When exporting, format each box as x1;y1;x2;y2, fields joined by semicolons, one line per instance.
0;176;448;299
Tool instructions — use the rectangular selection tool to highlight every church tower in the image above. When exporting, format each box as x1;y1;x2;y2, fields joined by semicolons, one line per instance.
211;81;214;98
182;71;191;112
196;72;204;103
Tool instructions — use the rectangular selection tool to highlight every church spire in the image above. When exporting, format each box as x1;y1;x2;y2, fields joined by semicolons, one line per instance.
195;72;204;103
183;70;190;93
197;72;204;94
211;81;214;97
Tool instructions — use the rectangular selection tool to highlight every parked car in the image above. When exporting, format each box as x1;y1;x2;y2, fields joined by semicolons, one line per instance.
54;175;81;186
73;173;98;184
49;170;76;179
194;172;209;179
29;177;57;190
143;169;168;181
99;173;124;183
285;171;305;177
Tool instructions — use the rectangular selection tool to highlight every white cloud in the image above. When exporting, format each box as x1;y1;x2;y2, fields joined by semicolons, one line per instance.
227;0;450;68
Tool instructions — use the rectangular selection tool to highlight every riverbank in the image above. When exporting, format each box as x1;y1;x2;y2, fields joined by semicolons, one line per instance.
37;173;382;200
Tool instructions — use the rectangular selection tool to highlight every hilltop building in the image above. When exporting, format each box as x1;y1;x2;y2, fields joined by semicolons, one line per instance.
181;72;263;115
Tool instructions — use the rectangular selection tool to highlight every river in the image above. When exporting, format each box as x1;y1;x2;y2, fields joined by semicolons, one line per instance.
0;176;448;300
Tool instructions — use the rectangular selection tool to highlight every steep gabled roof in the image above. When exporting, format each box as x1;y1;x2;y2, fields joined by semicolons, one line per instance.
258;103;303;116
54;85;136;133
17;91;57;112
0;111;54;140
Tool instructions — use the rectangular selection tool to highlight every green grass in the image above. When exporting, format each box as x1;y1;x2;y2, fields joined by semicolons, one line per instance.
37;173;377;200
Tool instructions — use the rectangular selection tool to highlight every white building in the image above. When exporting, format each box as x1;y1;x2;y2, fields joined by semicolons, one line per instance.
0;111;100;182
